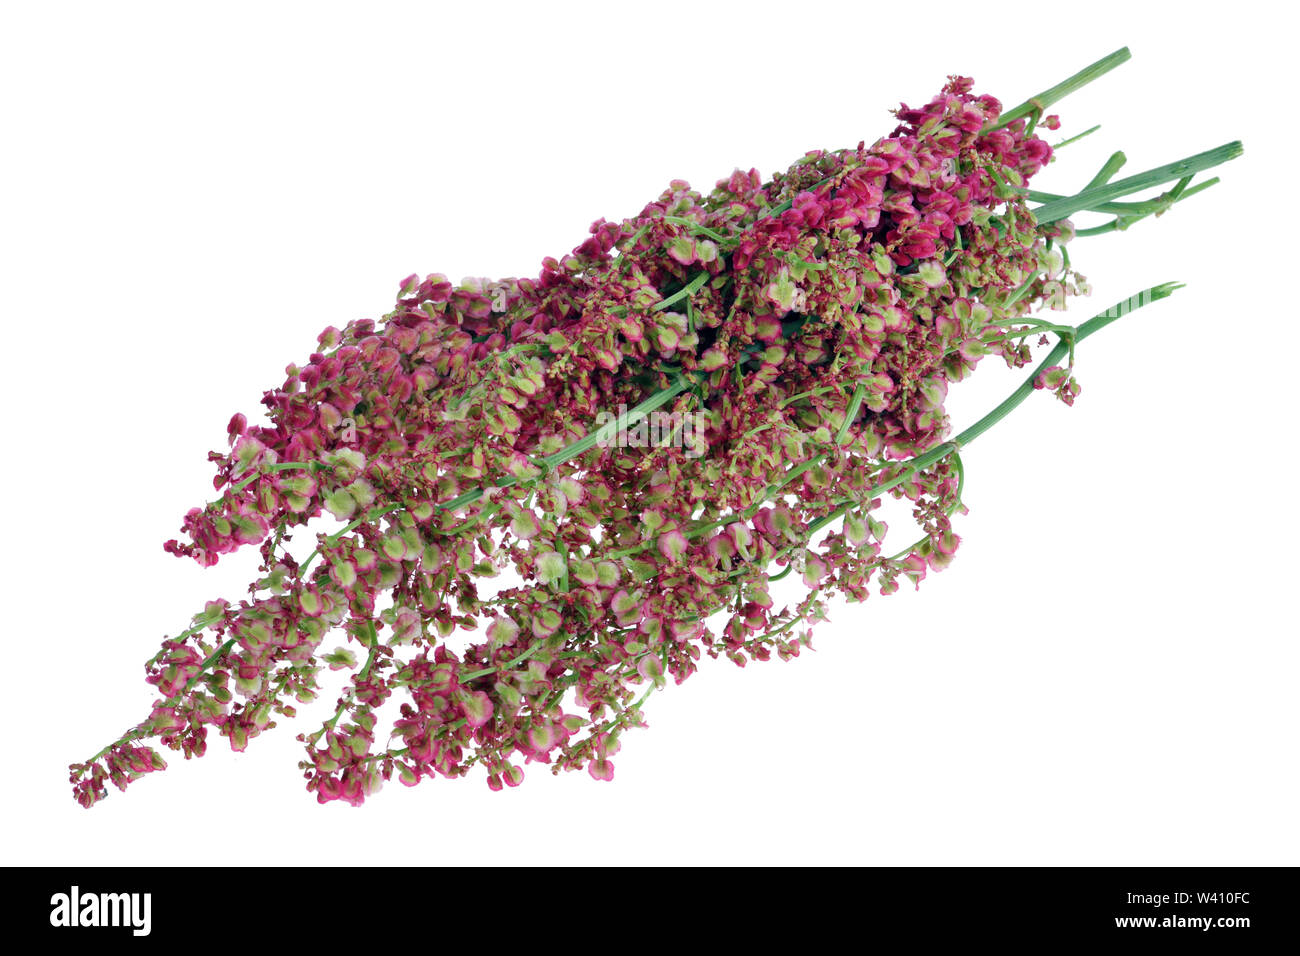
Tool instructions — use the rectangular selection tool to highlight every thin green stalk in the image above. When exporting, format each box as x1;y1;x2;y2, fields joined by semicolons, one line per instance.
1053;124;1101;149
461;642;546;682
77;634;241;770
1085;151;1127;189
944;228;964;266
426;373;694;520
542;374;692;467
228;461;316;496
1032;142;1242;224
1071;178;1219;236
986;48;1131;132
883;452;966;562
653;273;710;312
835;385;866;445
1027;176;1217;216
1003;270;1044;309
299;502;404;575
940;321;1075;360
779;385;839;409
309;621;379;746
661;216;729;243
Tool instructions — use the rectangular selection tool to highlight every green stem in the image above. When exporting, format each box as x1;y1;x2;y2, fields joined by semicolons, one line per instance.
541;375;692;468
882;452;966;562
228;461;316;497
299;502;404;575
420;373;695;521
986;48;1131;132
779;385;839;409
1032;142;1242;224
835;385;865;445
1071;178;1219;237
1028;176;1216;216
661;216;729;243
1085;151;1127;189
1002;269;1043;309
940;321;1075;360
76;633;241;774
653;273;710;313
1053;124;1101;150
309;621;379;746
461;642;546;683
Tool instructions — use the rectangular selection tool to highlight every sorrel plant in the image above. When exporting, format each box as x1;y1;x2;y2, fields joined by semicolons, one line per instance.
71;49;1241;807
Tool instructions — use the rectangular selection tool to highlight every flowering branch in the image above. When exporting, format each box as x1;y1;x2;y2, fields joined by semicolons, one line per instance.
71;50;1240;808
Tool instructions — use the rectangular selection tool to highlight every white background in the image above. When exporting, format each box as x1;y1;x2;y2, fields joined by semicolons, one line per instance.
3;1;1295;866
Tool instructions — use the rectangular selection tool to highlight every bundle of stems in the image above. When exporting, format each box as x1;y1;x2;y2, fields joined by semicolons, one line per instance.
71;49;1240;807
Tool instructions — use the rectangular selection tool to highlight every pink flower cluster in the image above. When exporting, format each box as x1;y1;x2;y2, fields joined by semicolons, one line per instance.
72;74;1095;808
